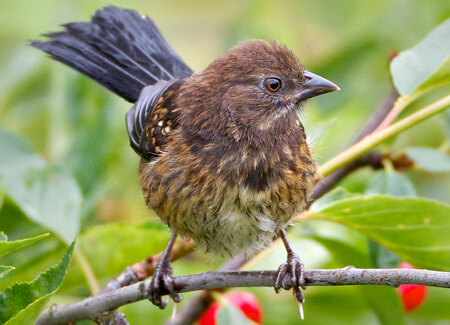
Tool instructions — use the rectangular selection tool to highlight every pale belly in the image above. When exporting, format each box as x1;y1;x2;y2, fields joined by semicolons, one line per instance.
166;185;305;258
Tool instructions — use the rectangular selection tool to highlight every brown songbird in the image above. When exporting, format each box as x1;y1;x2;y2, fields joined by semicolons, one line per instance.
32;6;339;311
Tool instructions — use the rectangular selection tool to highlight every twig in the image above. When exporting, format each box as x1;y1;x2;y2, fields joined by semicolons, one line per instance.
372;90;424;133
310;89;398;202
36;267;450;325
319;94;450;176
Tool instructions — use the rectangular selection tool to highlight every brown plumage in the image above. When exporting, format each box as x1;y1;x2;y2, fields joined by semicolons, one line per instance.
141;40;316;258
32;6;339;310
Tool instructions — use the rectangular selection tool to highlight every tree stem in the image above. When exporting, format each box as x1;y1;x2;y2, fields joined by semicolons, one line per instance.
36;267;450;325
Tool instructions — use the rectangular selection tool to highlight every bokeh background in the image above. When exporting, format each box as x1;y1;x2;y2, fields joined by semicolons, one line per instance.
1;0;449;324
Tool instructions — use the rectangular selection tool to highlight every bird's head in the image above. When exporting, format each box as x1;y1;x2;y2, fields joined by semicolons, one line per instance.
178;39;339;145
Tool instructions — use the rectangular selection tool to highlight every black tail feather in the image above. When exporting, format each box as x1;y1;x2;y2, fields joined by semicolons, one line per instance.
31;6;192;103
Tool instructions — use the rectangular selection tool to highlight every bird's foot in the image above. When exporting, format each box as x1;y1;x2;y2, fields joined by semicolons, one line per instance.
147;261;182;309
274;252;306;306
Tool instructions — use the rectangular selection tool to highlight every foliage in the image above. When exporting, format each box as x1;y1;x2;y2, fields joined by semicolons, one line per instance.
0;238;74;324
0;1;449;325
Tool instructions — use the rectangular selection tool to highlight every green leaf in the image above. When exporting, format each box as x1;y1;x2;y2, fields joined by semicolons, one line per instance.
367;238;401;269
0;233;6;242
444;110;450;140
307;196;450;270
79;221;170;277
0;128;81;244
365;170;417;197
0;233;49;258
405;147;450;172
309;187;360;213
0;266;14;279
309;235;404;325
361;286;404;325
0;241;75;324
217;303;250;325
58;221;171;291
0;128;45;177
4;295;50;325
416;56;450;93
391;19;450;95
365;169;413;267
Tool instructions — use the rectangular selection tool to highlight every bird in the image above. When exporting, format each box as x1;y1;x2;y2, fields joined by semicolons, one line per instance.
32;6;339;311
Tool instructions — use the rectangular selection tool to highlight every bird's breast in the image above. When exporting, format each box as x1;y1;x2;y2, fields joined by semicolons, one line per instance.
140;133;315;257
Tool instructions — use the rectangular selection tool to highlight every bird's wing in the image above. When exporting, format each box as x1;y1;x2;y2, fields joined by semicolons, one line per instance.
127;79;182;159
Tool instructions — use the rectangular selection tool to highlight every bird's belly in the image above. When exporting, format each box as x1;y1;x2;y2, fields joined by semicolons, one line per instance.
175;208;278;258
169;187;301;258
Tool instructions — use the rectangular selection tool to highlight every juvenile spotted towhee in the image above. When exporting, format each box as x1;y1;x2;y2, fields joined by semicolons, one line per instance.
32;6;339;311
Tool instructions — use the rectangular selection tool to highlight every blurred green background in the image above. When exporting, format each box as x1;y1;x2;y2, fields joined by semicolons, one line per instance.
1;0;450;324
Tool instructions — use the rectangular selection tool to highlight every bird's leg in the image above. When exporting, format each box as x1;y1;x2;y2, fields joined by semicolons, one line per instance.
148;232;182;309
274;229;306;305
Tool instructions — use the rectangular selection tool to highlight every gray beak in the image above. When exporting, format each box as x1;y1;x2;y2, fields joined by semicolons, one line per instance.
295;71;340;102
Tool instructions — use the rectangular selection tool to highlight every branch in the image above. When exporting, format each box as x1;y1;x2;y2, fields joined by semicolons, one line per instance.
36;267;450;325
319;94;450;176
310;89;399;202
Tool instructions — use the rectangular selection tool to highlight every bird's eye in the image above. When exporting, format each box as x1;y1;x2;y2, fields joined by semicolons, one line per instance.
264;77;281;92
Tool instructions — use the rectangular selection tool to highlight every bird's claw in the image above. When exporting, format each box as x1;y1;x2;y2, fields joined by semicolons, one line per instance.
147;264;182;309
274;253;306;301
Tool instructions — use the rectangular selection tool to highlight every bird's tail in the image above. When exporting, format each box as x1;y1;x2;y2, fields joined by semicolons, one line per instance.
31;6;192;103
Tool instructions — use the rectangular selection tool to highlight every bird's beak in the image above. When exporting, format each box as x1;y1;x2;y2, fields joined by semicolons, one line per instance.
295;71;340;102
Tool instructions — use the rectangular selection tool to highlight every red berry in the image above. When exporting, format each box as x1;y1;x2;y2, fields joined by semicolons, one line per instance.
227;291;262;323
397;262;427;312
198;291;262;325
197;302;220;325
397;284;427;312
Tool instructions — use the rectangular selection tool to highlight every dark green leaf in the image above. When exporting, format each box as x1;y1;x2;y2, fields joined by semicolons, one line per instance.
0;241;74;324
217;303;250;325
4;295;50;325
0;128;81;244
307;196;450;270
391;19;450;95
405;147;450;173
0;233;49;258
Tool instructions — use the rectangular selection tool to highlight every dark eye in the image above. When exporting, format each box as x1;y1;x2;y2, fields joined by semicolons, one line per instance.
264;77;281;92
